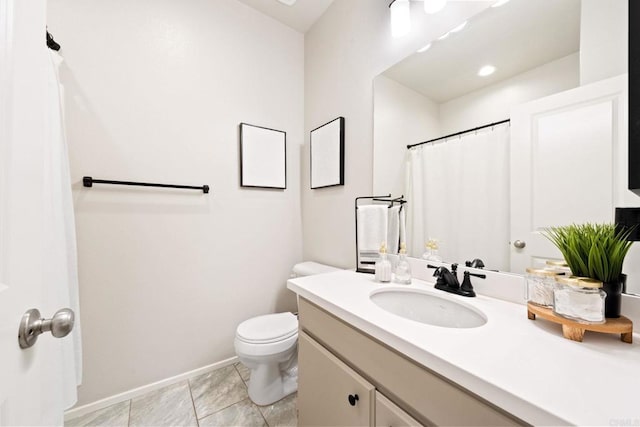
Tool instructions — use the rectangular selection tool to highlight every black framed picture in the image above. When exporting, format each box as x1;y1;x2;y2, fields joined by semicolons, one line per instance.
240;123;286;189
310;116;345;189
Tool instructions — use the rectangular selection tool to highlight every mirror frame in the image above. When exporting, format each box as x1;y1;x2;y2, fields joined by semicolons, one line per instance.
629;0;639;190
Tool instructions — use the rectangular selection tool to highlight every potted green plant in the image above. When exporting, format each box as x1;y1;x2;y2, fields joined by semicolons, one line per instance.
542;223;634;318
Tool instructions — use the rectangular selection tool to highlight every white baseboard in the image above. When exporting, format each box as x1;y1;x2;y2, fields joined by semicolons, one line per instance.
64;356;239;422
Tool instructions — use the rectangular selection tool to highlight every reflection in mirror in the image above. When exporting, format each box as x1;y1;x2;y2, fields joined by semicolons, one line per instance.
373;0;638;294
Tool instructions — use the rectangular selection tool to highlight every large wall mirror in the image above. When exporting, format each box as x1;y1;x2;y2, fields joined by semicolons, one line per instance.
373;0;640;294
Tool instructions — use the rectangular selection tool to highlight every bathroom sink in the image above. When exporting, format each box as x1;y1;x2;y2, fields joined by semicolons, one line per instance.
370;288;487;328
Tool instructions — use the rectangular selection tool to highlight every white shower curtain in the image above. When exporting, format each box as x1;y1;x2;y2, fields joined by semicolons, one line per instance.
44;50;82;409
406;123;510;271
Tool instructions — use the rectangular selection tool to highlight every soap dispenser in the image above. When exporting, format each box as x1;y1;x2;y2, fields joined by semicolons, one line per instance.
375;242;392;283
393;243;412;285
423;238;442;262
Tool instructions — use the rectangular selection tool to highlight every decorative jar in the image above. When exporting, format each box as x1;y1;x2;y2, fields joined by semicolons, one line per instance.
553;276;606;324
525;268;559;307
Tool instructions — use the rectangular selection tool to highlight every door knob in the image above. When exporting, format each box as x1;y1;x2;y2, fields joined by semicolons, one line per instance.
18;308;75;349
348;394;359;406
513;240;526;249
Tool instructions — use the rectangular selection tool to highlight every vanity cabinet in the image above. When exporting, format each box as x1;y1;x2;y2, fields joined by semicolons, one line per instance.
297;298;524;426
298;332;374;426
298;331;419;427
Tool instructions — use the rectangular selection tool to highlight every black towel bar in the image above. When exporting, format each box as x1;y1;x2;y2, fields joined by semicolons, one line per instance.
83;176;209;194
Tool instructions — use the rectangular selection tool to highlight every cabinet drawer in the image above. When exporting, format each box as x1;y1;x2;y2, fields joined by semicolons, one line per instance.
376;392;422;427
298;331;375;426
299;298;524;426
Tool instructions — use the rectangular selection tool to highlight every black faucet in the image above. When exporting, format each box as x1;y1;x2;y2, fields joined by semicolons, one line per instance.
465;258;485;269
432;264;459;291
431;263;484;298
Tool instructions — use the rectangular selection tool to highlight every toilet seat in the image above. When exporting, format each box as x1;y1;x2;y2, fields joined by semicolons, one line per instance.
235;312;298;357
236;312;298;344
235;332;297;357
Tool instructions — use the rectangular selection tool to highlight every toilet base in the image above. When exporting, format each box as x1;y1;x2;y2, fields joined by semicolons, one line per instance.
238;346;298;406
247;364;297;406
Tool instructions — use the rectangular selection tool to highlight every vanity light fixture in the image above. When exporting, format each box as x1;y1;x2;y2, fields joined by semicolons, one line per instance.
390;0;411;38
416;43;432;53
390;0;452;38
424;0;447;14
491;0;511;7
478;65;496;77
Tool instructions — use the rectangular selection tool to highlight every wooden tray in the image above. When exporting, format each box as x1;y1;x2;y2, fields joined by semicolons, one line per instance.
527;303;633;343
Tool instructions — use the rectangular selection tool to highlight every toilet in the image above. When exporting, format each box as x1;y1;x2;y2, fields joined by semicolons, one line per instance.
234;262;340;406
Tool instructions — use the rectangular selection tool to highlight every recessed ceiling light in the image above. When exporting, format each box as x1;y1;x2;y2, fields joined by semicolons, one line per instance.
492;0;511;7
478;65;496;77
416;43;432;53
277;0;297;5
450;21;467;33
437;32;450;41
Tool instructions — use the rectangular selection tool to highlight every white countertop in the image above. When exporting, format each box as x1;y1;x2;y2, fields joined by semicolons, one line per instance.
288;270;640;426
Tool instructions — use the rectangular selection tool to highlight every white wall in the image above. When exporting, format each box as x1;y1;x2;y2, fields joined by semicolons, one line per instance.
580;0;628;85
439;53;579;134
47;0;304;406
373;75;440;197
303;0;493;268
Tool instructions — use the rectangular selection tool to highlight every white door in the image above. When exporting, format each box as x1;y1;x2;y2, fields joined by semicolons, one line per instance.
0;0;72;425
510;75;627;273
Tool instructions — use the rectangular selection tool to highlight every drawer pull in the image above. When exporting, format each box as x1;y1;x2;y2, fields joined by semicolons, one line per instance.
348;394;359;406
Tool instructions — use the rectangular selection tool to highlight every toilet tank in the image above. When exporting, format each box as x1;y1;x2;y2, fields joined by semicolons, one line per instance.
291;262;340;278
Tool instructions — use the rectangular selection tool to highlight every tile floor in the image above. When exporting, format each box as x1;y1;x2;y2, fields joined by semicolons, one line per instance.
66;363;297;427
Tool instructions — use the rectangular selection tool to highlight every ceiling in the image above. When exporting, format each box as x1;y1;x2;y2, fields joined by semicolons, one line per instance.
382;0;581;103
235;0;336;33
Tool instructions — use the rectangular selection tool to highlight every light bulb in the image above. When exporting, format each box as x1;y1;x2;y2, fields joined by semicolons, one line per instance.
424;0;447;14
390;0;411;38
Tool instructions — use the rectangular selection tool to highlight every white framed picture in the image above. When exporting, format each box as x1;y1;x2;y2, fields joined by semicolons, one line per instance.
310;117;345;189
240;123;286;189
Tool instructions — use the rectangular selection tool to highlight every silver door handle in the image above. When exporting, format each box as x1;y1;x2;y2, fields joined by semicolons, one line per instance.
18;308;75;349
513;240;526;249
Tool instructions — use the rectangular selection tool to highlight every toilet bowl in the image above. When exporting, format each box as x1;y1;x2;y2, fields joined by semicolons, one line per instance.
234;262;339;406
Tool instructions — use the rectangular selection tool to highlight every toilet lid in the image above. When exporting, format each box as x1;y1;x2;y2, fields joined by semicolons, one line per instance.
236;312;298;344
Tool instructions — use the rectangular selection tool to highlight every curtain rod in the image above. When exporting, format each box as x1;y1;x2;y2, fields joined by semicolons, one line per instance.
406;119;510;149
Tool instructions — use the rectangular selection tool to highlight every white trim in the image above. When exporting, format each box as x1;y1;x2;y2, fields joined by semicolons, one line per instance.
622;292;640;326
0;0;15;282
64;356;239;422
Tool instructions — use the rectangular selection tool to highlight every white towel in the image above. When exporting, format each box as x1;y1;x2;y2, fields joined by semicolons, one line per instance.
357;205;388;254
387;205;401;254
399;206;407;248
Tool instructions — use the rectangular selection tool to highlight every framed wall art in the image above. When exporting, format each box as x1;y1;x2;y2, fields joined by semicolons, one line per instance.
310;116;345;189
239;123;286;189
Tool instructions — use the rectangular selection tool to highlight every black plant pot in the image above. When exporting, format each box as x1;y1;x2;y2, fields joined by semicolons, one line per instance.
603;275;626;318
